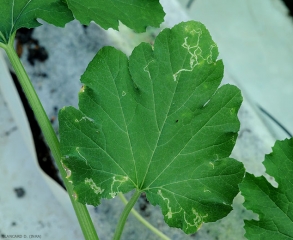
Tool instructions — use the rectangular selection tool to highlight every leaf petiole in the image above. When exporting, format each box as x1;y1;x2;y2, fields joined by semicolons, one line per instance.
113;190;141;240
1;32;99;240
118;193;170;240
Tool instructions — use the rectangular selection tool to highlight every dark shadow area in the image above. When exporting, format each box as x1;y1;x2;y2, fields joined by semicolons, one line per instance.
10;70;64;189
282;0;293;17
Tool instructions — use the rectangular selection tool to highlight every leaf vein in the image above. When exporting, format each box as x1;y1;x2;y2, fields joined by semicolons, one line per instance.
147;89;239;188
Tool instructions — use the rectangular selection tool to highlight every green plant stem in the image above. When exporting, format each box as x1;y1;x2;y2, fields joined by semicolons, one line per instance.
113;190;141;240
2;32;99;240
118;193;170;240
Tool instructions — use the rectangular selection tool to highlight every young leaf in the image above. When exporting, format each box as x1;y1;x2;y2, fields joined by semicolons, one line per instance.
0;0;73;44
240;138;293;239
59;21;245;234
66;0;165;33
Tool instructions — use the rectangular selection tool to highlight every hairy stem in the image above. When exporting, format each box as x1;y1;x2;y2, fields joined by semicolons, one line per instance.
118;193;170;240
2;32;99;240
113;190;141;240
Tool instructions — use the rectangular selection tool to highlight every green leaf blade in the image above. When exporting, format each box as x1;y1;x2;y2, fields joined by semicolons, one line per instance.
66;0;165;32
145;157;245;233
59;21;245;234
240;138;293;240
0;0;73;44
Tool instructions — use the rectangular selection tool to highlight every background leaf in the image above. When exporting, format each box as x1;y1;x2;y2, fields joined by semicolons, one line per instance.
59;21;245;234
240;138;293;239
0;0;73;44
66;0;165;33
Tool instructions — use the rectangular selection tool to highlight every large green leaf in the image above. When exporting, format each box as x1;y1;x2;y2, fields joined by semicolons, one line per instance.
0;0;73;44
240;138;293;239
59;21;245;234
66;0;165;33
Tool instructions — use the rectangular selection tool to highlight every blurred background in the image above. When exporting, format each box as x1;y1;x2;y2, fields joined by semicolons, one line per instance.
0;0;292;239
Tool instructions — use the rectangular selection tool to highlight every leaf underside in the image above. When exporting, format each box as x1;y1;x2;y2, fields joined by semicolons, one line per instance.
240;138;293;239
66;0;165;33
0;0;73;44
59;21;245;234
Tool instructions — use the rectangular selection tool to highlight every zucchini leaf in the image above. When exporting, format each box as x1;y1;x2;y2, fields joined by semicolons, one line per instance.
59;21;245;234
240;138;293;239
0;0;73;44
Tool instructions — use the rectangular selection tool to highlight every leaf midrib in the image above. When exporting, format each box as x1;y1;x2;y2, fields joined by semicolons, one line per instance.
138;40;195;189
139;67;179;189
